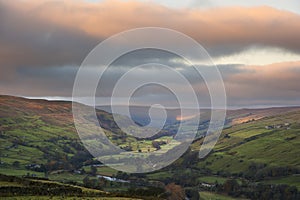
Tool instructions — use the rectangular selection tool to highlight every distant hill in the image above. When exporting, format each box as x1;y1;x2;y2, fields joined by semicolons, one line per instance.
98;104;300;127
226;107;300;125
97;105;181;127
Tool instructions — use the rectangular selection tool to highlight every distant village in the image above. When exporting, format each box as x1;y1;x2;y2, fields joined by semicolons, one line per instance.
265;123;291;130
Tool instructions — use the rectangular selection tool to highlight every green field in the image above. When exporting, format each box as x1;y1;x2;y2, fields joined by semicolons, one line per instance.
0;168;44;177
192;111;300;175
263;175;300;190
197;176;228;184
147;171;173;180
49;172;86;184
200;191;247;200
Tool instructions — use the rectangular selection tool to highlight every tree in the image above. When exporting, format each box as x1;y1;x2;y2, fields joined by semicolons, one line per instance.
90;165;97;176
83;176;91;187
223;179;240;196
185;188;200;200
12;161;20;168
70;151;93;168
165;183;185;200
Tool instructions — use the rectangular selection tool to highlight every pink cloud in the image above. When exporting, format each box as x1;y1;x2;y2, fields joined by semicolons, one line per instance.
2;0;300;51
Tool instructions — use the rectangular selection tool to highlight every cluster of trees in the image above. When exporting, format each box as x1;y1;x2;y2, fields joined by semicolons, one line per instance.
244;164;300;180
123;182;187;200
185;188;200;200
127;186;166;198
165;183;186;200
215;163;300;181
213;179;299;200
82;176;107;189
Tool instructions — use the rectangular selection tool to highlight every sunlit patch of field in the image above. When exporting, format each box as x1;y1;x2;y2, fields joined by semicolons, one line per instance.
200;191;248;200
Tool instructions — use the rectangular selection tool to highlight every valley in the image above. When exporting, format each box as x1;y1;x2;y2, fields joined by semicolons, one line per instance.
0;95;299;199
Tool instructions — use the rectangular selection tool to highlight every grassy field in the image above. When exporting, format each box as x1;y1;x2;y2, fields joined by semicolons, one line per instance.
48;172;86;184
192;110;300;175
146;171;173;180
0;168;44;177
197;176;228;184
200;191;247;200
263;175;300;190
96;166;118;177
82;166;118;177
0;181;23;187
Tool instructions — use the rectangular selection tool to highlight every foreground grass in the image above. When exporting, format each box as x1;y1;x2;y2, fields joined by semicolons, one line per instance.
1;197;140;200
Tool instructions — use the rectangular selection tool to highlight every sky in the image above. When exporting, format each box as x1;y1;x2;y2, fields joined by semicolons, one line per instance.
1;0;300;108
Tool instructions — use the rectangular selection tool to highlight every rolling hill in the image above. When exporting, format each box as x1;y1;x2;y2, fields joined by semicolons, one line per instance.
0;95;300;199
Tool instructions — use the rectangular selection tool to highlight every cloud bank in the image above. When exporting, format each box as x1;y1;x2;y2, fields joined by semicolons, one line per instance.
0;0;300;107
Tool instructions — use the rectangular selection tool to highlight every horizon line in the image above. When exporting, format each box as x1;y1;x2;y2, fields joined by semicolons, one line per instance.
4;95;299;110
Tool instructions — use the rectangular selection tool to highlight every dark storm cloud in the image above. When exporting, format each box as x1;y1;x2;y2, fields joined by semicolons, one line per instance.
0;0;100;70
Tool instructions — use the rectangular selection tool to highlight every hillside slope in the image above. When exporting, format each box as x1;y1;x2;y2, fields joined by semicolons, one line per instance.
1;95;300;199
192;109;300;173
1;95;299;170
